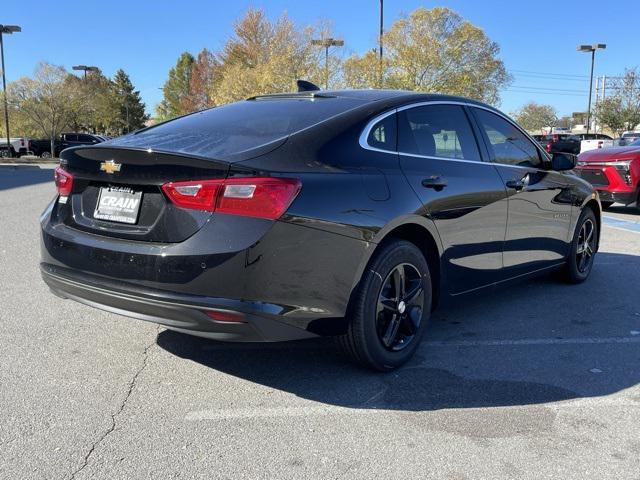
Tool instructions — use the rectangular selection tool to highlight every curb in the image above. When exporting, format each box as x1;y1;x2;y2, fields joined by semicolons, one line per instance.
0;164;43;170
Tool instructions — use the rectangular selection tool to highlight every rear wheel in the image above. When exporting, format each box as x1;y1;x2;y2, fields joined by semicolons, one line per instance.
563;208;598;283
40;151;52;159
337;240;432;371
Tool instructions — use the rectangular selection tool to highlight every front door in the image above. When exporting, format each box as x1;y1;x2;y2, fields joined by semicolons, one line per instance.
470;107;573;278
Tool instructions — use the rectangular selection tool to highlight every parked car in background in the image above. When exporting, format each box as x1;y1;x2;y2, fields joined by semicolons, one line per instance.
541;133;613;155
41;89;601;371
0;137;31;157
617;131;640;147
575;138;640;209
29;133;106;158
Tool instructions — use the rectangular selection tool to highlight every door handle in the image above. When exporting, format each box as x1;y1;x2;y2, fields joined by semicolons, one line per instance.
421;175;447;191
506;174;530;191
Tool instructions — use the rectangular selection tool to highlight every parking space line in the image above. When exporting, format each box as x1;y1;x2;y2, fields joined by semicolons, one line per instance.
602;216;640;233
195;335;640;352
184;396;640;422
422;336;640;347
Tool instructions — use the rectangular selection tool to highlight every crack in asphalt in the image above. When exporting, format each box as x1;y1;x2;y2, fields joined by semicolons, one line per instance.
68;330;158;480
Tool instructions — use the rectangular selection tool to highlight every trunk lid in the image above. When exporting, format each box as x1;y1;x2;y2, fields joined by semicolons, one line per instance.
57;146;233;243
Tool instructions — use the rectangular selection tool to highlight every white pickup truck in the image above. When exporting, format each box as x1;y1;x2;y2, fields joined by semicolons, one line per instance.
580;137;614;153
0;137;31;157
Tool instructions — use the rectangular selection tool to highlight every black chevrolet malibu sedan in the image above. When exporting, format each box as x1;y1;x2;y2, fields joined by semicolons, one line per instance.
41;89;600;371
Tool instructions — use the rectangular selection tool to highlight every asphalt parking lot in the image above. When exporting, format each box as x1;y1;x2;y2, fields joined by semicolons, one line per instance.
1;165;639;480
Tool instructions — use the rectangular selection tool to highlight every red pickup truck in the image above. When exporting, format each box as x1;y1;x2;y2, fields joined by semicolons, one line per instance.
575;139;640;209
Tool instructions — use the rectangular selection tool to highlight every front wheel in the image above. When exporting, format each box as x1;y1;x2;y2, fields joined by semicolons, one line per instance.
600;201;613;210
40;151;52;159
337;240;432;371
563;208;598;283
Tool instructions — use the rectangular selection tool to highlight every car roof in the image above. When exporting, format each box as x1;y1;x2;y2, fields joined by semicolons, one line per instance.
251;89;495;110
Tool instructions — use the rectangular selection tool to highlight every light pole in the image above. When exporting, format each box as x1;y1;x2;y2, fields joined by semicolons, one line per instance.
577;43;606;134
1;24;21;157
379;0;384;86
72;64;99;79
311;38;344;89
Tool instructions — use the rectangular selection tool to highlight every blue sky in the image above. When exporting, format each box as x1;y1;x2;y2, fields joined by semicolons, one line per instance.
3;0;637;117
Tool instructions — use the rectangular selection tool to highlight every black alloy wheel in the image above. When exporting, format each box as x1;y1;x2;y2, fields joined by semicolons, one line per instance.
337;239;432;371
564;208;598;283
376;263;425;351
575;218;596;274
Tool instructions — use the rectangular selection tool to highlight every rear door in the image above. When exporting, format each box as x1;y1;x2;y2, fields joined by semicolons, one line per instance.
469;107;573;278
397;103;508;294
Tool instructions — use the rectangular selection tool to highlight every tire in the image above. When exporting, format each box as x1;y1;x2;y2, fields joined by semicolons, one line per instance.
600;201;613;210
337;239;432;371
563;207;598;284
40;151;51;159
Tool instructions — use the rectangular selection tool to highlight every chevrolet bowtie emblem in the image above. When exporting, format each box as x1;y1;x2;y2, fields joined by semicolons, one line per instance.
100;160;121;174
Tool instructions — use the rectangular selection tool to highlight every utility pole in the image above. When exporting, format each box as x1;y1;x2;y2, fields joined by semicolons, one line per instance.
311;38;344;89
1;24;21;158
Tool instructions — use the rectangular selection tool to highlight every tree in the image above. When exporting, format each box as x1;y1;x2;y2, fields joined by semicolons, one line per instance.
64;68;116;133
210;9;327;105
343;7;511;104
156;52;195;120
8;62;78;155
183;49;219;112
111;69;148;133
512;102;558;133
595;98;626;136
595;69;640;135
342;49;386;89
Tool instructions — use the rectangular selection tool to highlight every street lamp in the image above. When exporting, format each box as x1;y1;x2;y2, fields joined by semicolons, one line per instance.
577;43;606;134
1;24;21;157
379;0;384;86
311;38;344;89
72;65;99;79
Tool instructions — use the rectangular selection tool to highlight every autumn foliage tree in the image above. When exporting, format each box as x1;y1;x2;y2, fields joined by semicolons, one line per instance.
156;6;512;116
183;49;219;112
512;102;558;133
210;9;326;105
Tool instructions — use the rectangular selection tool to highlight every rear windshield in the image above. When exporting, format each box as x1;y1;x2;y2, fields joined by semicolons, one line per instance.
107;97;365;159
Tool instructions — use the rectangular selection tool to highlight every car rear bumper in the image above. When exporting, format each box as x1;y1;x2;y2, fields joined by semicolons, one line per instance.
41;263;318;342
40;197;371;340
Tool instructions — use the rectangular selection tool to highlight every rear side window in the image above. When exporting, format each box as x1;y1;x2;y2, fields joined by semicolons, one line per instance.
108;97;365;159
398;104;480;161
473;108;542;168
367;114;396;151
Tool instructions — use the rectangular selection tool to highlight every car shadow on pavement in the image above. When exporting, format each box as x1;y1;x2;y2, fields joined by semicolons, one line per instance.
156;252;640;411
0;166;53;191
604;205;639;216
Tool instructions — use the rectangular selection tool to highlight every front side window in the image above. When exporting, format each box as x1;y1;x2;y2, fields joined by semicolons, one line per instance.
367;114;397;151
398;104;480;161
473;109;542;168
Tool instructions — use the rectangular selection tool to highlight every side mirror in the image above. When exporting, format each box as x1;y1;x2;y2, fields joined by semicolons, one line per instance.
551;152;577;171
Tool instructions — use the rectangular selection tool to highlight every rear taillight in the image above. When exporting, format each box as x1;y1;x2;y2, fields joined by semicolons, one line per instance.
54;166;74;196
162;177;302;220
